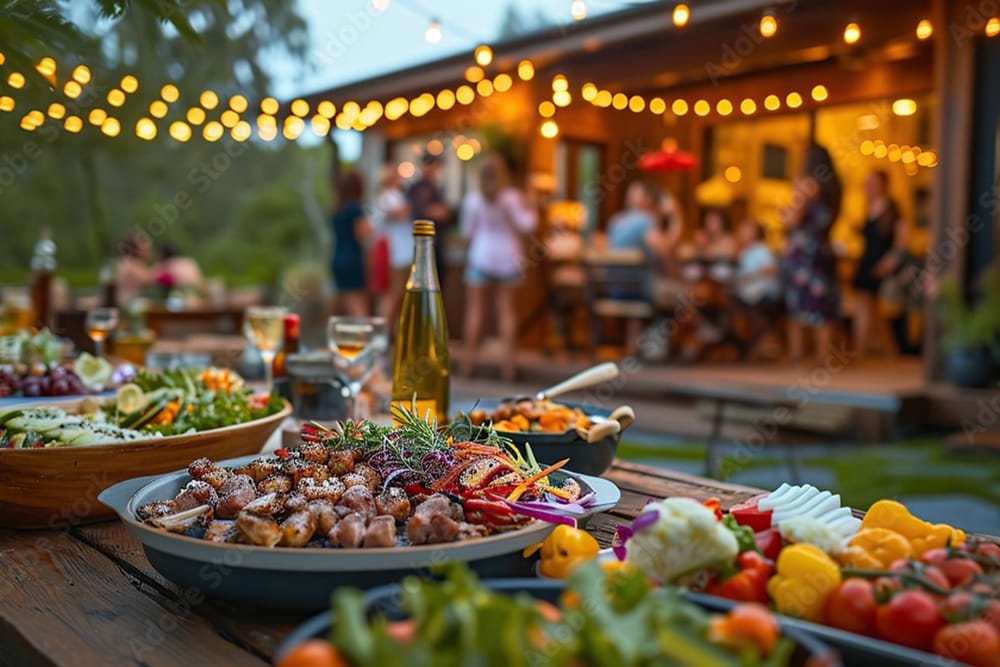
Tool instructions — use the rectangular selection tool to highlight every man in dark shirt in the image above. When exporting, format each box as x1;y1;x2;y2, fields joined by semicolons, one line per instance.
406;153;451;282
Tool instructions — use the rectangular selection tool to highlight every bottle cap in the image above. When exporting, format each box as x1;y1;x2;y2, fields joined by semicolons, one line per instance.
283;313;300;338
413;220;435;236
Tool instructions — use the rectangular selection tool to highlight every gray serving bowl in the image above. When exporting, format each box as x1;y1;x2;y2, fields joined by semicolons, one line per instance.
99;454;621;611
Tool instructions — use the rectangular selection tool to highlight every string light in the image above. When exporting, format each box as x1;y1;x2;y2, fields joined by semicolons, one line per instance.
464;66;484;83
517;60;535;80
260;97;279;115
594;90;612;107
47;103;66;120
474;45;493;66
7;72;25;89
570;0;587;21
258;121;278;141
987;17;999;37
476;79;494;97
64;115;82;133
186;107;206;125
612;93;628;110
538;101;555;117
310;115;331;136
724;166;742;183
649;97;666;114
456;85;475;105
716;99;733;115
149;100;168;118
72;65;91;85
673;4;690;27
581;82;598;101
202;121;224;142
135;117;157;140
200;90;219;109
107;89;126;107
672;99;689;115
121;75;139;93
843;22;861;44
232;120;252;141
169;121;192;142
0;52;4;66
157;85;178;105
811;85;828;101
317;100;336;118
891;98;917;116
915;19;933;40
100;117;121;137
456;143;475;160
759;12;777;38
425;19;442;44
540;119;559;138
493;73;513;92
552;75;569;92
860;140;875;155
786;91;803;108
553;90;571;107
386;97;408;119
739;98;756;115
88;108;107;125
220;110;240;128
228;94;248;113
290;98;310;116
426;139;443;156
693;99;710;116
63;81;82;98
628;95;645;112
283;116;305;140
764;94;780;111
35;57;56;78
0;96;14;112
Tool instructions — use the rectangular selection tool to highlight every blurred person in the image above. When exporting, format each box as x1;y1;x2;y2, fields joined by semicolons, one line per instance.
374;164;413;330
459;155;538;381
156;243;204;294
115;232;153;304
406;152;452;284
695;208;737;260
851;170;908;358
606;181;660;252
782;144;842;364
330;170;373;317
734;219;781;357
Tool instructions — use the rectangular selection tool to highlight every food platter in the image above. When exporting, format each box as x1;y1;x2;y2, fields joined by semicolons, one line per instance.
0;399;290;528
99;454;621;610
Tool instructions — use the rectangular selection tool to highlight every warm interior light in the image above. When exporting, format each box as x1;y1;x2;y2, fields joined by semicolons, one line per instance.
856;113;880;130
843;22;861;44
426;139;443;156
891;98;917;116
724;166;742;183
474;45;493;66
673;4;690;27
135;117;157;140
915;19;933;40
517;60;535;80
540;119;559;138
759;13;777;38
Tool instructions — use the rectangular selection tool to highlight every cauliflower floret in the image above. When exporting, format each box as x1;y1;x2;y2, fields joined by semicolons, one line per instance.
624;497;738;583
778;516;847;555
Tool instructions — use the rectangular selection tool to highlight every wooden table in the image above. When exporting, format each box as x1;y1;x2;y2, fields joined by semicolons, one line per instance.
0;460;761;667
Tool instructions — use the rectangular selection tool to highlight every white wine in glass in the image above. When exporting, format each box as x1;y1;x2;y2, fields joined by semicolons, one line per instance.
245;306;286;393
85;307;119;359
327;316;388;419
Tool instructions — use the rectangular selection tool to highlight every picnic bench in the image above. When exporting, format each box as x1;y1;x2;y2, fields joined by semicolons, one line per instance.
0;460;760;667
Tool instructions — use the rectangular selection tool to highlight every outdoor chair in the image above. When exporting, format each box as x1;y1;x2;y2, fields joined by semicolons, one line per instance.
582;248;655;353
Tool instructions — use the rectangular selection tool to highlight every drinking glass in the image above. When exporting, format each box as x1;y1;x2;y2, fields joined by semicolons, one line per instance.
327;316;388;419
85;307;119;359
245;306;286;394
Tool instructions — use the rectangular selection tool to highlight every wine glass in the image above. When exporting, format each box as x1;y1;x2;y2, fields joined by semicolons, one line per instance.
85;307;119;359
245;306;286;393
327;316;388;419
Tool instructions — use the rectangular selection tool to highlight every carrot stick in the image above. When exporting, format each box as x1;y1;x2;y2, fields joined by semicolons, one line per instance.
507;458;570;502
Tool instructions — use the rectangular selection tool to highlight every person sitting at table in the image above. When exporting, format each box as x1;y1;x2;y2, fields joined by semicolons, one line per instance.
115;232;153;305
458;154;538;381
733;219;782;358
695;207;737;261
156;244;204;296
330;170;373;317
607;181;660;253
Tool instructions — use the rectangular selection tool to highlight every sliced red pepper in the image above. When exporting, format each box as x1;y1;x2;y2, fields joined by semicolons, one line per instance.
274;448;289;460
729;495;773;533
753;528;783;561
702;497;723;521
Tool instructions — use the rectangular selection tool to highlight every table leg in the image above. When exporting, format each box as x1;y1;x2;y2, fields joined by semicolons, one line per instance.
706;399;726;478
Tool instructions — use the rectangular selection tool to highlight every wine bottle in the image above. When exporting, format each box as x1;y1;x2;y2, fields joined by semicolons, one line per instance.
272;313;300;379
391;220;450;423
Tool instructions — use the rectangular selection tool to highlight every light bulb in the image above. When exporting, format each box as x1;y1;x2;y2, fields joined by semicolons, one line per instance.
760;13;777;38
474;45;493;66
673;4;690;27
844;22;861;44
425;19;442;44
571;0;587;21
915;19;933;40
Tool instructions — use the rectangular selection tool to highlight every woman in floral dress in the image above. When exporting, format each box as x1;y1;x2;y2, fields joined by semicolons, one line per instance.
783;144;843;363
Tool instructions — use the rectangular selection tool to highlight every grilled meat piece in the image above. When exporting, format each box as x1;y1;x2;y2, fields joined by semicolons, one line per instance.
236;511;281;547
339;485;376;520
204;519;240;544
258;473;293;495
376;487;411;524
456;522;489;541
215;474;258;519
150;505;213;534
307;499;339;535
233;456;284;483
297;476;345;503
284;459;329;486
174;480;218;511
327;449;357;476
340;472;367;490
330;512;366;548
241;491;285;516
363;515;397;548
285;491;308;512
406;494;464;545
353;463;381;494
278;509;318;547
297;440;330;464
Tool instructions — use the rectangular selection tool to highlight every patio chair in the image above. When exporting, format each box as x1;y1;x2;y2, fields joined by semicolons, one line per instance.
582;248;655;353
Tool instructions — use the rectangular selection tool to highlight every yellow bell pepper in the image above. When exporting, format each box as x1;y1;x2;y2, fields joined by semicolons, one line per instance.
836;545;883;570
530;525;600;579
847;528;912;567
860;500;965;557
766;544;841;622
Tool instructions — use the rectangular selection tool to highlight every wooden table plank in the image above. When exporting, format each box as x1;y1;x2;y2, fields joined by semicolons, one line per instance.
0;529;267;667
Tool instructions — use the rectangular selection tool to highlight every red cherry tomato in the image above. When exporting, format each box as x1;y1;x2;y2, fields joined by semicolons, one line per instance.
940;592;977;623
887;559;951;592
875;590;945;651
932;621;1000;667
985;600;1000;635
824;579;878;636
973;542;1000;563
921;549;984;587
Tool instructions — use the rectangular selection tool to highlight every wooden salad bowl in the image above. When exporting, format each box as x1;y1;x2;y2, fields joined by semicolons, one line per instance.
0;400;291;530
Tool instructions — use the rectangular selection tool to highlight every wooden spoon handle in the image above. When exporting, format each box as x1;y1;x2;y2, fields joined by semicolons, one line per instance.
538;362;619;401
607;405;635;432
581;419;621;444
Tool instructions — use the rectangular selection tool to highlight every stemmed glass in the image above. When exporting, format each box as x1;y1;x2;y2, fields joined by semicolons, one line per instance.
327;316;388;419
245;306;286;394
85;307;119;359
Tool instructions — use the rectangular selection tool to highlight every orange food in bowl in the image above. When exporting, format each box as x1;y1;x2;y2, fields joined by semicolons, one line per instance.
276;639;348;667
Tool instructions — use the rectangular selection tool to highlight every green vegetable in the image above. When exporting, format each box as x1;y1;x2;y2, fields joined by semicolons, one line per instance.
723;513;759;554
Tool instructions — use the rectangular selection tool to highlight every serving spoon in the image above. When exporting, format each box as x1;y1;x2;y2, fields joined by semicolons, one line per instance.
514;362;619;403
